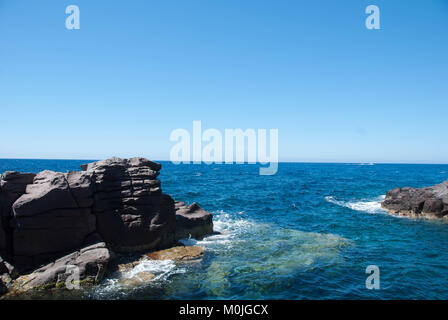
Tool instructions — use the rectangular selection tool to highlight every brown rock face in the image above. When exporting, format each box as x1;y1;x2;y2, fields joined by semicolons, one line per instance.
381;179;448;219
146;245;205;262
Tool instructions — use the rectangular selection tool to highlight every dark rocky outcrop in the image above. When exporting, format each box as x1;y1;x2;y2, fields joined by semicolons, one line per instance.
175;201;213;240
9;240;110;293
381;179;448;219
85;157;176;252
0;172;36;258
0;157;214;297
0;228;4;259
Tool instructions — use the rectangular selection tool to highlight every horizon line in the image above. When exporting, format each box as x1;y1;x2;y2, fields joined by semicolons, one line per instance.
1;157;448;166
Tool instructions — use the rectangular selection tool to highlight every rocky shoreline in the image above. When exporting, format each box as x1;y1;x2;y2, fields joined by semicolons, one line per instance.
381;179;448;220
0;157;214;298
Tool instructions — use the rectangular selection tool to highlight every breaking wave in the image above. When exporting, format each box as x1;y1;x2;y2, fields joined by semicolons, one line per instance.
91;258;186;299
125;259;184;281
325;195;386;214
179;210;254;250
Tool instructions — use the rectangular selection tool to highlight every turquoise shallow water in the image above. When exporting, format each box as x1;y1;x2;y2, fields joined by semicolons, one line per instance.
1;159;448;299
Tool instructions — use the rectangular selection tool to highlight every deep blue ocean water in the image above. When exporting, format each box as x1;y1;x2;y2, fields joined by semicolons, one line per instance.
1;159;448;300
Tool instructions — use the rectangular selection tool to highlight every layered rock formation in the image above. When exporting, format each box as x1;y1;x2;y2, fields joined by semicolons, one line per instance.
85;157;176;252
381;179;448;219
0;157;214;297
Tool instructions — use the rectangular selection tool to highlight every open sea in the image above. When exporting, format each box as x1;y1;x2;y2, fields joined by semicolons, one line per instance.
1;159;448;300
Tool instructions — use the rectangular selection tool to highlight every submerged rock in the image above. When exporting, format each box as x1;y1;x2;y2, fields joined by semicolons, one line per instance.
146;245;205;262
381;179;448;219
118;271;156;288
115;260;142;273
175;202;213;240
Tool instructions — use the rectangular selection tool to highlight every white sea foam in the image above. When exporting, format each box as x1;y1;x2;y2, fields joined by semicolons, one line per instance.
325;195;387;214
92;258;186;299
179;211;254;250
125;259;184;281
212;211;253;233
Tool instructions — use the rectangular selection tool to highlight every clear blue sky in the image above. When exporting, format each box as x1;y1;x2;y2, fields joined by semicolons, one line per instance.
1;0;447;163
